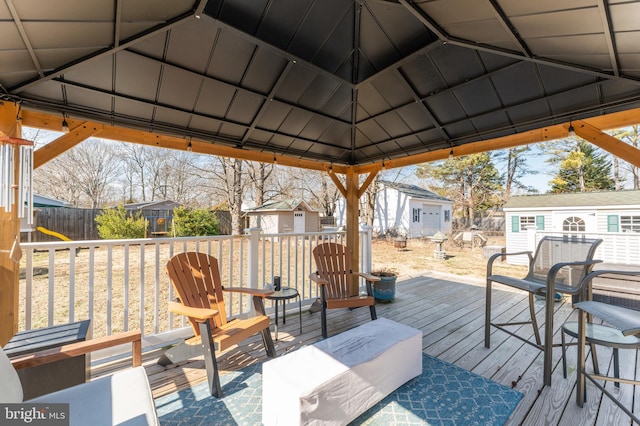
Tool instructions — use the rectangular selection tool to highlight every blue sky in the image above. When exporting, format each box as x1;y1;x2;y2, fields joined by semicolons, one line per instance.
519;153;553;193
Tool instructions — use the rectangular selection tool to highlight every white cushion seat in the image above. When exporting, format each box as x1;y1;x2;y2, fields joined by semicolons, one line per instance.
1;339;158;426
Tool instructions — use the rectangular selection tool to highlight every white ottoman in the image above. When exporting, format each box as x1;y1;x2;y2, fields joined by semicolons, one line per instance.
262;318;422;426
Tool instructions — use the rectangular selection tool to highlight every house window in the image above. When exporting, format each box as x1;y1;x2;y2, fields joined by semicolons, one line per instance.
412;208;421;223
621;215;640;233
520;216;535;231
563;216;585;232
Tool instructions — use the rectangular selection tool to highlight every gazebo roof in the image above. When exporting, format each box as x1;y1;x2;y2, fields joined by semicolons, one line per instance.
2;0;640;166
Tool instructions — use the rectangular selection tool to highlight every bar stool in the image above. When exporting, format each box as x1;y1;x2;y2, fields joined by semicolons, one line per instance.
561;321;640;387
574;300;640;423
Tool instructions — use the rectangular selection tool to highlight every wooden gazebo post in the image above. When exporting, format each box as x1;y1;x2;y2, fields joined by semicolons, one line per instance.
0;101;22;346
327;165;380;297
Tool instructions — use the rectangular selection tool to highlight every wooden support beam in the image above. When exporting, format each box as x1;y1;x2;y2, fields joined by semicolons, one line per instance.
20;110;343;174
0;101;21;346
358;167;380;198
33;122;103;168
20;106;640;174
327;167;346;198
574;120;640;168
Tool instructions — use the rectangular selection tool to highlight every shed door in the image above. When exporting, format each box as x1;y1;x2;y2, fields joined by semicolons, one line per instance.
422;205;440;236
294;211;305;233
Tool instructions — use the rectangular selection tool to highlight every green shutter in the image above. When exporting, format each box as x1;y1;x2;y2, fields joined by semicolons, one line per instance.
511;216;520;232
536;215;545;230
607;215;619;232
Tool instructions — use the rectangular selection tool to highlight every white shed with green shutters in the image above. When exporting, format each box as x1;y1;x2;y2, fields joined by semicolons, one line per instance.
502;191;640;265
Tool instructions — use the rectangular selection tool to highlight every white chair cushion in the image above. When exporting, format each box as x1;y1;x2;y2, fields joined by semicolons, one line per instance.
29;366;158;426
0;345;24;403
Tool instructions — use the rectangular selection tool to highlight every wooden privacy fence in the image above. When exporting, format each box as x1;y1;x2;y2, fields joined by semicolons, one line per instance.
21;208;232;242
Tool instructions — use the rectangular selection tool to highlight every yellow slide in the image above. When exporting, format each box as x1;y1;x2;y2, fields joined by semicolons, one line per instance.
36;226;72;241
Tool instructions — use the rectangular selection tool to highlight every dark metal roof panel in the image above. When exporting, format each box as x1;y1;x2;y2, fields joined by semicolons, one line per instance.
3;0;640;166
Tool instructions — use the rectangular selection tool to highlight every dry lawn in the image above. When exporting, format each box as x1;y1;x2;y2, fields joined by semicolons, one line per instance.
372;236;525;280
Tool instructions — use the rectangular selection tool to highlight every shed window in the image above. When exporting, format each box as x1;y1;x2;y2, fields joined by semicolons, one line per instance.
412;208;421;223
520;216;535;231
562;216;585;232
621;216;640;233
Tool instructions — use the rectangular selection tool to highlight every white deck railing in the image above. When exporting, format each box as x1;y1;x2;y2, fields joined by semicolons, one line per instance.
19;228;373;345
504;230;640;266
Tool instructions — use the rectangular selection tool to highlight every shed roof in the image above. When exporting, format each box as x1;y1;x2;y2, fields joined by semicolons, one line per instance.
244;199;316;213
33;194;70;208
503;191;640;209
379;180;451;203
3;0;640;166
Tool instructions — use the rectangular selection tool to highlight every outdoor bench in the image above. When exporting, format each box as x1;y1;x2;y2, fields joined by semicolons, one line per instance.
262;318;422;425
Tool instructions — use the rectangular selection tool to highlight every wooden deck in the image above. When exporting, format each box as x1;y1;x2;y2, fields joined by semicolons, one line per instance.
92;271;639;425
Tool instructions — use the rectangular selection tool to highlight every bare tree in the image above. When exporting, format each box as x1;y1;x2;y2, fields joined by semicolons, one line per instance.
198;157;247;234
119;144;170;202
162;151;206;206
119;144;148;201
309;172;341;217
246;161;277;207
33;139;121;208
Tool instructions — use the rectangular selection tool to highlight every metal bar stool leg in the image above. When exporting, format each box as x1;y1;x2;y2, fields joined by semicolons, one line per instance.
274;300;279;341
562;327;568;378
613;348;620;388
298;294;302;334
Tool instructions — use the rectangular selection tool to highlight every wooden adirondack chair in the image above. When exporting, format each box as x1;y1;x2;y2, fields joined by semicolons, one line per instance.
310;242;380;338
161;252;276;397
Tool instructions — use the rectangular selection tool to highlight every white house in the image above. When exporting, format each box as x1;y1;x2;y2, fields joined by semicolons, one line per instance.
336;180;453;238
244;200;321;234
503;191;640;265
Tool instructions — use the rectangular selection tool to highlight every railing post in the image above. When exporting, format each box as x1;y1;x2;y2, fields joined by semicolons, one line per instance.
246;228;261;290
362;225;373;273
527;227;537;252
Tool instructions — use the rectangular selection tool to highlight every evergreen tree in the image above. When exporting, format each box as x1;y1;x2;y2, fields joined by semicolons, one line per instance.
495;145;539;196
415;152;503;222
548;141;614;193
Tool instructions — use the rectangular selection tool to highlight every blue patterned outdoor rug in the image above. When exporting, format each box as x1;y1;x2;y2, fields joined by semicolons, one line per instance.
156;353;522;425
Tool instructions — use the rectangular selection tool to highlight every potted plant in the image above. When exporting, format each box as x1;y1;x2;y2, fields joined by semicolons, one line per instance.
370;267;398;303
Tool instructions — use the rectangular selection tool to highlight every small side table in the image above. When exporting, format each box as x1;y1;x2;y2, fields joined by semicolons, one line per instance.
266;286;302;340
5;320;91;399
561;321;640;387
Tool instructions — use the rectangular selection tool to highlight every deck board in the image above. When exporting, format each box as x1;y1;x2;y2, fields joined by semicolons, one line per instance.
90;271;640;425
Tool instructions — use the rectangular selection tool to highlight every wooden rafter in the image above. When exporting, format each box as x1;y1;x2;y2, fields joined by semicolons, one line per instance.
574;121;640;168
358;107;640;173
34;122;103;168
21;110;342;174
